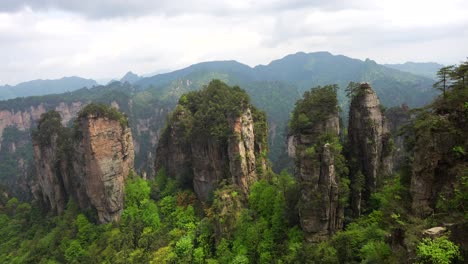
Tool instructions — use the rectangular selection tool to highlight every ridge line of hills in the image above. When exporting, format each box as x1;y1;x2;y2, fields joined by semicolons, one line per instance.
0;51;439;101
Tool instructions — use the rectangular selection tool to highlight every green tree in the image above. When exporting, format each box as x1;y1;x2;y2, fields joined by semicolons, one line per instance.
450;59;468;90
416;236;460;264
433;65;455;97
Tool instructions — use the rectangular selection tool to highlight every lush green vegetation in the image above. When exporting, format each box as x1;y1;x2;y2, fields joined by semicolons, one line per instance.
403;61;468;217
0;170;297;263
2;168;463;263
289;84;340;134
76;103;129;128
0;59;466;263
159;80;268;158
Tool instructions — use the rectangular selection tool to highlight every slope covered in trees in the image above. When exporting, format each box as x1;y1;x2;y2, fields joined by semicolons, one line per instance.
0;59;466;264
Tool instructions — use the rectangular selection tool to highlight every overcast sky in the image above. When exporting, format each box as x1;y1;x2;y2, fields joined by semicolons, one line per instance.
1;0;467;85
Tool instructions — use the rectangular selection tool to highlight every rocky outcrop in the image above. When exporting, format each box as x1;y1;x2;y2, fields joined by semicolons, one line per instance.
0;105;46;148
156;107;265;201
227;108;258;196
288;85;344;242
385;105;410;170
409;119;454;216
32;104;134;223
155;80;267;201
32;133;68;213
348;83;393;217
0;102;83;148
291;116;343;242
0;102;85;197
154;106;193;186
54;102;83;126
73;113;135;222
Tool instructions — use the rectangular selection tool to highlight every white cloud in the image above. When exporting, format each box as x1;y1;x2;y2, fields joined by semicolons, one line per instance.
0;0;467;85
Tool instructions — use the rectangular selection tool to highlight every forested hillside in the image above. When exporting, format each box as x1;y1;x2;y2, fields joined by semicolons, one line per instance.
0;58;466;263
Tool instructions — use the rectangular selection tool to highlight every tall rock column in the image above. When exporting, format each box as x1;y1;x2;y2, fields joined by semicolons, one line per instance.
31;104;135;223
73;113;135;223
227;108;258;196
31;111;69;214
154;80;267;202
288;85;345;242
348;83;393;217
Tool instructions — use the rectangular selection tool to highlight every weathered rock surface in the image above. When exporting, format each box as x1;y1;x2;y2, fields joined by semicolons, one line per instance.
348;83;393;216
385;105;410;170
409;120;454;216
423;226;447;238
290;114;343;242
154;107;193;186
32;133;68;213
73;114;135;222
156;107;264;201
0;102;85;197
227;109;258;196
32;106;134;223
155;81;267;201
0;102;83;147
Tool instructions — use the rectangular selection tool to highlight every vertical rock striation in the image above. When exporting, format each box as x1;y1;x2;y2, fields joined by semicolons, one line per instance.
348;83;393;216
73;113;135;222
288;85;345;242
31;104;134;223
155;80;267;201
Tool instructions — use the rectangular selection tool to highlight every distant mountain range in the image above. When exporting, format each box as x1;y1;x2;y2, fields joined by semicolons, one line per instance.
132;52;437;108
0;77;97;101
0;52;442;103
120;71;141;84
384;61;444;79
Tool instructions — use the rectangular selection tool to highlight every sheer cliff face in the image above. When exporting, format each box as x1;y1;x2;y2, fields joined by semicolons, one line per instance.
156;108;263;201
348;83;393;216
32;133;67;213
0;98;167;197
290;115;343;242
227;108;258;196
0;103;83;143
0;102;84;196
410;130;452;216
74;115;135;222
288;85;344;242
32;107;134;223
155;80;267;202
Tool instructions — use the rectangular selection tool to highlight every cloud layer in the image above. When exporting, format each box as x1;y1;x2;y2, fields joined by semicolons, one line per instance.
0;0;467;85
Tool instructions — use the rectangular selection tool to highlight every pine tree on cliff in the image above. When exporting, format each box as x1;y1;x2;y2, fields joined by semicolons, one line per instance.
433;65;454;98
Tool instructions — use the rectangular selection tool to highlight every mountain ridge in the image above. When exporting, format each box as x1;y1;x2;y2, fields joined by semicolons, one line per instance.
0;76;98;101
